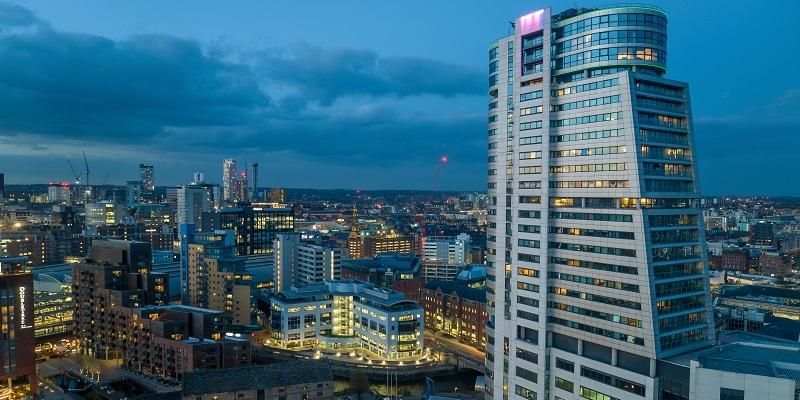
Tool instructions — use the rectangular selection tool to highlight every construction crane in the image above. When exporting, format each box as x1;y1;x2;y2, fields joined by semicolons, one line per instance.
82;151;91;202
65;156;83;184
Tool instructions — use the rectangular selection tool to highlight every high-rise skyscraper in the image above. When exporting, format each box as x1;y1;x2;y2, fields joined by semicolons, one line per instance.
139;164;154;202
177;184;212;229
223;158;236;203
486;6;713;400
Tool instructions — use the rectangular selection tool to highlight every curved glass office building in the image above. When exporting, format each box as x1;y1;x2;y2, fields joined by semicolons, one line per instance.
485;5;713;400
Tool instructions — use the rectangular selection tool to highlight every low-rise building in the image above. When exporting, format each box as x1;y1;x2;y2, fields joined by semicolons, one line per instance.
181;361;333;400
270;280;424;360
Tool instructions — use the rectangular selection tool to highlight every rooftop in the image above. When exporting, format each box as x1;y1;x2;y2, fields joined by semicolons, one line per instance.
720;285;800;301
697;342;800;379
181;361;332;395
342;253;420;273
425;279;486;303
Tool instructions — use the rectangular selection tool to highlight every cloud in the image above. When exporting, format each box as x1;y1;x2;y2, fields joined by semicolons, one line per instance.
256;42;484;107
0;7;268;142
0;2;487;189
0;2;37;29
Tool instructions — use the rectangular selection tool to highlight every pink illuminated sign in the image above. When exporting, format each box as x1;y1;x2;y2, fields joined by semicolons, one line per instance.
518;9;545;35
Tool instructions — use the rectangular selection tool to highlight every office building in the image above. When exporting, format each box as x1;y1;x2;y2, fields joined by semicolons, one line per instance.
752;222;776;247
47;182;71;203
139;164;154;202
269;188;286;204
0;172;4;203
96;223;173;251
485;6;713;399
126;180;143;206
341;253;422;300
0;256;36;395
31;270;73;339
348;233;413;259
0;230;86;266
273;233;343;293
181;361;334;400
183;229;252;325
222;159;236;204
85;201;127;229
177;185;212;229
422;233;471;280
421;277;488;351
270;280;424;360
202;204;294;256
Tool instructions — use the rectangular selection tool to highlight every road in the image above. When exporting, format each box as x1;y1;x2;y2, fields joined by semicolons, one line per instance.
425;331;485;362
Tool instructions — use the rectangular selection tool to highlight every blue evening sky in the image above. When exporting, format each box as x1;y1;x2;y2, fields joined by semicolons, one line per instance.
0;0;798;194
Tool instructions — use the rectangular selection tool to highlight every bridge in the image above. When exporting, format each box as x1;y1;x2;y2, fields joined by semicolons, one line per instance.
425;333;485;373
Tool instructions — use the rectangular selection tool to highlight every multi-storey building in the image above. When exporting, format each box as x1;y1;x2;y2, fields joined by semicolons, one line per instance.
348;233;413;259
1;229;86;266
126;180;144;206
202;204;294;256
0;256;36;396
273;233;342;293
73;240;248;380
421;278;488;351
96;223;173;251
270;280;424;360
183;230;252;325
422;233;471;280
486;6;714;399
341;253;423;301
47;182;71;203
177;184;212;229
139;164;154;202
84;201;128;229
222;158;236;204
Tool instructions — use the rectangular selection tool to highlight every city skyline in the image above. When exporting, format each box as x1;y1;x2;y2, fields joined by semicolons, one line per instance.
0;0;798;195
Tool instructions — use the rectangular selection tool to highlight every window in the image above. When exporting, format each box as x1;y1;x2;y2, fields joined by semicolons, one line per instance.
520;151;542;160
520;106;543;116
553;78;619;96
516;348;538;364
549;180;629;189
551;145;626;158
516;366;538;384
555;357;574;372
517;282;540;292
551;112;622;127
551;95;620;112
515;384;537;400
551;128;623;144
719;388;744;400
520;121;543;130
520;136;542;145
520;166;542;174
555;377;574;393
579;386;619;400
581;366;646;397
520;90;543;101
288;316;300;330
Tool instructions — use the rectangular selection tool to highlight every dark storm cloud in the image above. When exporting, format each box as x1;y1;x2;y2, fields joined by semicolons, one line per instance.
0;2;37;28
256;42;484;107
0;2;484;173
0;6;268;141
